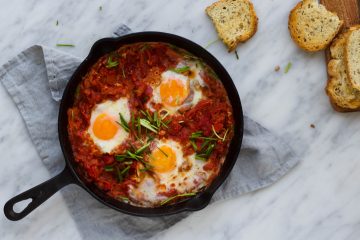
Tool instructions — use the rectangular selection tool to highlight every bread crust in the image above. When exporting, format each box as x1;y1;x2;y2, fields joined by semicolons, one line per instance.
344;25;360;91
288;0;343;52
206;0;258;52
325;30;360;112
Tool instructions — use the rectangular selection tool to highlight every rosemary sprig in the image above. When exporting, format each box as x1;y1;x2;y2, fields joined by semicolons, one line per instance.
160;192;196;206
106;56;119;68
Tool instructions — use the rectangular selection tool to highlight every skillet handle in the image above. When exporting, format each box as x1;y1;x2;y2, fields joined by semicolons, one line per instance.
4;167;76;221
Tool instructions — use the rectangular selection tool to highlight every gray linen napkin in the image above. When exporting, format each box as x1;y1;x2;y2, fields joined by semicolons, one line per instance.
0;27;300;240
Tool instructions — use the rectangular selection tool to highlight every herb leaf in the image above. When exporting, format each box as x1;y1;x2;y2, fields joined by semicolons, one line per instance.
104;166;114;172
160;192;196;206
56;43;75;47
171;66;190;74
118;113;130;132
284;62;292;73
106;56;119;69
139;119;158;133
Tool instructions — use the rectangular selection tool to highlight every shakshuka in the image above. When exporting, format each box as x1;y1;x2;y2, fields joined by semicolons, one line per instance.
67;42;234;207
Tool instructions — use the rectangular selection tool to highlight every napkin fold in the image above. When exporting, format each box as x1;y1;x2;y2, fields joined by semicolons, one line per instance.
0;26;300;240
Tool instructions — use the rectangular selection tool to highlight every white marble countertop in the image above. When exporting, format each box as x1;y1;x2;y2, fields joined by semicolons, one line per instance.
1;0;360;239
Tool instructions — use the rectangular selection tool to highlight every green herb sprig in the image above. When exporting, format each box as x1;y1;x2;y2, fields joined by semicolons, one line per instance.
171;66;190;74
190;131;216;161
160;192;196;206
106;56;119;69
56;43;75;47
117;113;130;132
284;62;292;73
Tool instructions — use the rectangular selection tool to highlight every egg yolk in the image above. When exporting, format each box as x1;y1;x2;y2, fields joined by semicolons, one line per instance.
150;146;177;173
159;78;190;106
93;113;119;140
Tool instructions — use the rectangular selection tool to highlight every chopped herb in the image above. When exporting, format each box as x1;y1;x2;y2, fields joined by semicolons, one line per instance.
116;167;123;182
117;196;129;201
160;192;196;206
171;66;190;74
190;136;217;141
118;113;130;132
156;146;168;157
123;161;133;165
140;165;153;172
126;150;143;160
195;155;207;161
56;43;75;47
106;56;119;69
137;116;141;136
190;131;218;161
235;50;239;60
131;112;135;132
139;119;158;133
122;66;126;78
104;166;114;172
190;140;198;151
204;39;219;49
116;165;130;183
115;155;127;162
135;142;150;155
190;131;203;138
284;62;292;73
120;165;131;175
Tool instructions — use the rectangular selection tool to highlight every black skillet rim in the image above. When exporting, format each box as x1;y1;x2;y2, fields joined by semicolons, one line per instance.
58;31;244;216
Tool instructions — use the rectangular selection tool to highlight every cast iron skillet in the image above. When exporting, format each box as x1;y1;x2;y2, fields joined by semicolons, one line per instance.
3;32;244;221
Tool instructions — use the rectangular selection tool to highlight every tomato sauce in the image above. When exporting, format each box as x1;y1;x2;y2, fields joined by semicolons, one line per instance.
67;42;234;206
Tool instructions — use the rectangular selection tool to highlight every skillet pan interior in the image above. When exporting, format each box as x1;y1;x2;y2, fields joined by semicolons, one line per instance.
58;32;244;216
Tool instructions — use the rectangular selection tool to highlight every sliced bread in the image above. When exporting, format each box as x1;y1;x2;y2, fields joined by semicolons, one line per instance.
288;0;343;52
345;26;360;91
205;0;258;52
326;31;360;112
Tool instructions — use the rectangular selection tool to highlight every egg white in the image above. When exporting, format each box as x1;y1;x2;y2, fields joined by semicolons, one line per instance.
128;139;210;206
88;98;130;153
147;62;206;114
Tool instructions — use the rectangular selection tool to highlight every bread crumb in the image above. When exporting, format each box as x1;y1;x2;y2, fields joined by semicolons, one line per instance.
310;124;315;128
275;65;280;72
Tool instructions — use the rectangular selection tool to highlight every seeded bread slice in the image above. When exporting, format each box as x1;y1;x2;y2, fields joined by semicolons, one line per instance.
288;0;343;52
206;0;258;52
326;31;360;112
345;26;360;91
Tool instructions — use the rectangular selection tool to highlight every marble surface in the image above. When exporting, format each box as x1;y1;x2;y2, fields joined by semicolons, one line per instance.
1;0;360;239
